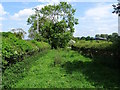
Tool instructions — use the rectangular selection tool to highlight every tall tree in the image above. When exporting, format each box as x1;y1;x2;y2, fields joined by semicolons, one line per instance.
80;36;86;40
11;28;26;39
95;34;100;38
27;2;78;48
86;36;91;40
100;34;108;38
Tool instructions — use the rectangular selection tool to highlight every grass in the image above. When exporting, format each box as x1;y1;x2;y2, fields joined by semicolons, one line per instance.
3;49;120;88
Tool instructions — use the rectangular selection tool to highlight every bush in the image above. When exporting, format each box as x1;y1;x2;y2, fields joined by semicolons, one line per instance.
54;53;62;66
31;40;51;51
71;40;119;68
2;32;50;69
72;40;111;58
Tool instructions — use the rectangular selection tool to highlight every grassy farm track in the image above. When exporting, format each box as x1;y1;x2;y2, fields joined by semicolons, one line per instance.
3;49;120;88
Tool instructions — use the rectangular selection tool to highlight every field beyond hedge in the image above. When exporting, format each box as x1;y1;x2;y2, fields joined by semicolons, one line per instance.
3;49;120;88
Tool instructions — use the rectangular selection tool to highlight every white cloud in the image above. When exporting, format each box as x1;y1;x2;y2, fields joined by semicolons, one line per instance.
8;3;49;37
10;8;35;21
10;3;49;21
0;3;8;20
10;1;61;21
0;3;8;32
74;3;118;37
0;4;7;16
35;4;47;10
85;5;110;18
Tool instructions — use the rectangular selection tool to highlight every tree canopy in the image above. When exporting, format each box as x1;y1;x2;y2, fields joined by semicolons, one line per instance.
112;0;120;16
11;28;26;39
27;2;78;48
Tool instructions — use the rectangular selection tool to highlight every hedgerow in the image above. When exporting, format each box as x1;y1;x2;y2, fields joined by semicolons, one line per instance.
2;32;50;69
71;40;119;68
72;40;113;55
72;38;120;68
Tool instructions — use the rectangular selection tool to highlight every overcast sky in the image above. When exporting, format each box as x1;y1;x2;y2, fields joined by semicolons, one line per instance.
0;0;118;38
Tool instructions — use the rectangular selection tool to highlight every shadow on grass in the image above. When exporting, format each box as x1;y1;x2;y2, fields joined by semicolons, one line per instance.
62;59;120;88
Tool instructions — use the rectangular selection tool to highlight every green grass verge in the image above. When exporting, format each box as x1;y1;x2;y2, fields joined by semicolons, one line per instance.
2;49;120;88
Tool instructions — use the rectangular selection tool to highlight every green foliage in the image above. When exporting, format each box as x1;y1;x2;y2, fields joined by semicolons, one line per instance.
112;0;120;16
11;28;27;39
73;40;112;50
31;40;51;51
2;32;50;69
80;37;86;40
72;40;120;68
3;49;120;88
95;33;119;41
85;36;91;41
53;51;62;66
2;50;48;89
112;36;120;59
27;2;78;48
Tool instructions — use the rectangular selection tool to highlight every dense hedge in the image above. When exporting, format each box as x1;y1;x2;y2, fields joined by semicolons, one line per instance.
71;40;120;68
72;40;113;56
72;40;120;59
1;32;50;68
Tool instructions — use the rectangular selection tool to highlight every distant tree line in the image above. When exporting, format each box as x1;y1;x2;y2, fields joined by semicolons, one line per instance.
72;32;119;42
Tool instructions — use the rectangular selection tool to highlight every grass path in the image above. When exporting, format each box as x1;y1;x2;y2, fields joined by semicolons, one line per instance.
3;49;120;88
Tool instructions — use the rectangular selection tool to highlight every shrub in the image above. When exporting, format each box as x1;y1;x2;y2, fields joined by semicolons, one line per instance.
2;32;50;69
31;40;51;51
72;40;114;58
71;40;120;68
54;54;62;66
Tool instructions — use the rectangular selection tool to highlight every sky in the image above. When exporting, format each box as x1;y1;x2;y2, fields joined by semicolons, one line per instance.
0;0;118;38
